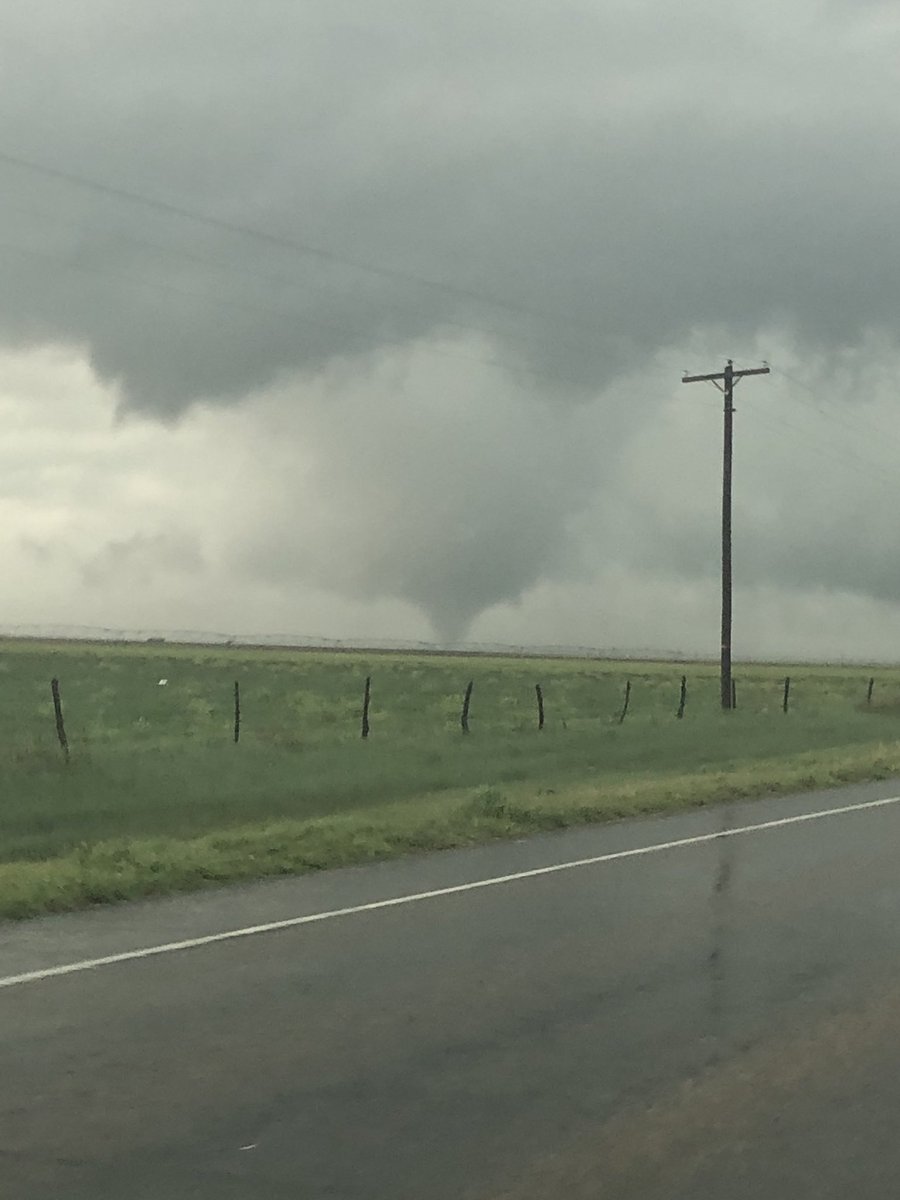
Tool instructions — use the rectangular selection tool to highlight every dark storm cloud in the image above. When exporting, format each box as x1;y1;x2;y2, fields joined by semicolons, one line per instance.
3;0;900;639
1;0;897;409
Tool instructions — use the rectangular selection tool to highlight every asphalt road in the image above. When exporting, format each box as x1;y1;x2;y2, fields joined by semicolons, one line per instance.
5;779;900;1198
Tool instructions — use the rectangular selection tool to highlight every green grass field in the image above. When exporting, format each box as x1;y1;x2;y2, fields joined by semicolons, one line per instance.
2;638;900;919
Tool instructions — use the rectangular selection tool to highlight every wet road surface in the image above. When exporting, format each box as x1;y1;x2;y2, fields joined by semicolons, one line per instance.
4;779;900;1197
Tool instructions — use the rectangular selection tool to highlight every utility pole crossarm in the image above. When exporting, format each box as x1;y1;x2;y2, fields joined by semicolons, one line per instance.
682;370;726;384
733;366;770;379
682;366;770;384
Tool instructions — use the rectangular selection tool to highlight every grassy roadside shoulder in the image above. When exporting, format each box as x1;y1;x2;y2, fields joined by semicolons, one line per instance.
4;738;900;921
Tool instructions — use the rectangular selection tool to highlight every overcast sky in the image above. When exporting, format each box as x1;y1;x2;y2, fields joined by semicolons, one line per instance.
2;0;900;659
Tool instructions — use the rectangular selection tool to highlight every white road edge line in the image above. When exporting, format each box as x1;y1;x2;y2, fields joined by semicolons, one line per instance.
2;793;899;991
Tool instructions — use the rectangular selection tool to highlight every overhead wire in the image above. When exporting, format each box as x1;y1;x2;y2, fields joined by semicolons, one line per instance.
671;363;900;535
766;361;900;454
4;147;899;477
0;147;611;357
678;354;900;488
748;408;899;491
0;234;603;395
0;190;601;368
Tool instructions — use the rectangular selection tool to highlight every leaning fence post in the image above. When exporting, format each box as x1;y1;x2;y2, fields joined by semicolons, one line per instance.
535;683;545;730
618;679;631;725
867;677;875;705
233;680;240;744
783;676;791;714
50;677;69;763
676;675;687;720
361;675;371;739
461;680;474;734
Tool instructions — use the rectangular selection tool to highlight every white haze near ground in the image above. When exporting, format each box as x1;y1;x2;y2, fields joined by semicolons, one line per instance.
3;1;900;661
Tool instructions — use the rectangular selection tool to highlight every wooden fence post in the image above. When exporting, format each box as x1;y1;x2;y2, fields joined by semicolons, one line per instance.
618;679;631;725
361;675;371;739
50;677;69;763
461;680;473;734
233;680;240;744
867;677;875;705
535;683;545;730
677;675;687;720
783;676;791;714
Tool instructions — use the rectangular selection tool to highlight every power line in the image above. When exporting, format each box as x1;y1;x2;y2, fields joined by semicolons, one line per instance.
0;191;602;366
767;361;900;453
0;236;602;395
0;147;608;350
749;407;900;492
705;357;900;476
751;379;900;481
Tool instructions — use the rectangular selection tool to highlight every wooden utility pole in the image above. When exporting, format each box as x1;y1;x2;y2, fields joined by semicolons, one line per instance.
681;360;769;710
